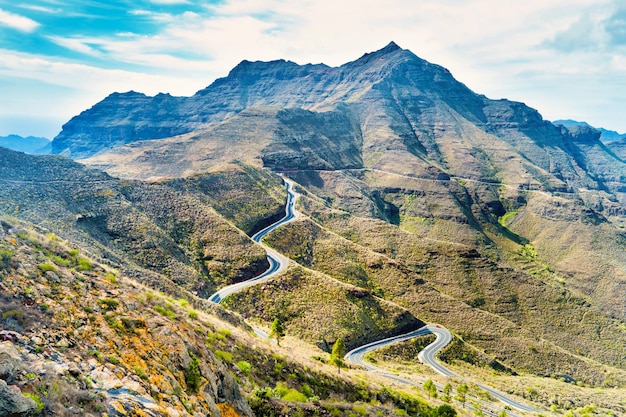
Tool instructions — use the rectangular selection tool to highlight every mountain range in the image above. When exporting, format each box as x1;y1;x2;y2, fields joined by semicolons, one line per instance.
1;42;625;416
0;134;50;154
553;119;626;143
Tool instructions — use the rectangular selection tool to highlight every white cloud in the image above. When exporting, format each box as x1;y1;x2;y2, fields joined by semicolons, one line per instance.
17;4;60;14
150;0;190;4
3;0;626;134
0;8;39;32
48;36;104;57
0;49;200;98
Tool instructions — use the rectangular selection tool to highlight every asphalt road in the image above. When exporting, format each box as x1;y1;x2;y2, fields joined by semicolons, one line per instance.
208;178;541;415
209;179;298;304
346;324;541;415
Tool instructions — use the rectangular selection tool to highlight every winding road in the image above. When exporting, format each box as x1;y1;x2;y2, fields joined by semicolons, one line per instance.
208;178;298;304
346;325;540;414
208;177;541;415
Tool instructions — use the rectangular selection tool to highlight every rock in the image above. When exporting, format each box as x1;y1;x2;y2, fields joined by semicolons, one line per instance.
0;342;22;382
0;379;38;417
44;270;60;283
0;331;21;343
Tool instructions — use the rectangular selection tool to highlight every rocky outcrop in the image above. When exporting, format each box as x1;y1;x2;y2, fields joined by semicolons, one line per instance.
0;379;37;417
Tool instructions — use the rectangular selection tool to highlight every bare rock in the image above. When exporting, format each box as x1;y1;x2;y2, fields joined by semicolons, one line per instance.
0;379;38;417
0;342;22;382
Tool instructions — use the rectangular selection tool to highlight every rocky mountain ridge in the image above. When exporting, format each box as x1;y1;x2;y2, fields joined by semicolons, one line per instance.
0;135;50;154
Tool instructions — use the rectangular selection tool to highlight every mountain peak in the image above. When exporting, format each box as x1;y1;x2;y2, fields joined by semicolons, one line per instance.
380;41;402;53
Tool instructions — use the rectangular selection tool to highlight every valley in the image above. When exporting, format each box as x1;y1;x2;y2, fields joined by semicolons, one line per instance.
1;42;625;416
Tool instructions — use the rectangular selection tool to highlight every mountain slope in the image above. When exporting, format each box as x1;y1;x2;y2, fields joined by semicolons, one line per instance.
37;42;626;402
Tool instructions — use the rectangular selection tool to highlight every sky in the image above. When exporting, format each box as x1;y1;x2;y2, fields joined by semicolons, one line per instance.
0;0;625;139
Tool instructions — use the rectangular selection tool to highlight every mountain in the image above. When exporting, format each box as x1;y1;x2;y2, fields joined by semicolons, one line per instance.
8;42;626;415
554;119;626;143
0;134;50;154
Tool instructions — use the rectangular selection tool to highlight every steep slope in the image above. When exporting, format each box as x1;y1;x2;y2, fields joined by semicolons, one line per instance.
0;147;287;298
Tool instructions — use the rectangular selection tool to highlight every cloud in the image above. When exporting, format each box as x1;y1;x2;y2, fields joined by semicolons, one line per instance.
16;4;60;14
0;8;39;32
48;36;104;57
150;0;190;4
605;7;626;46
544;3;626;52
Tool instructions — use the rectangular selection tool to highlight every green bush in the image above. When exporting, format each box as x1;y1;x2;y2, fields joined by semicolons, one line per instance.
98;298;119;311
282;388;307;402
185;356;202;393
38;263;57;273
236;360;251;376
76;257;94;271
0;249;13;270
215;350;233;363
154;304;176;319
51;255;71;267
23;392;44;413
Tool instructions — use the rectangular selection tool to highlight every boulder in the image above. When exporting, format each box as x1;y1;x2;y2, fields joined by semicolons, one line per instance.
0;342;22;382
0;379;38;417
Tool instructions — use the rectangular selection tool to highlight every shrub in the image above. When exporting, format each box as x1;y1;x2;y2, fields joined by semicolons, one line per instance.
38;263;57;273
76;257;93;271
23;392;44;413
51;255;71;267
98;298;119;311
188;310;198;319
90;350;104;362
0;249;13;270
107;355;121;365
133;366;148;380
185;356;202;393
236;360;251;376
217;328;232;338
215;350;233;363
282;388;307;402
105;272;117;284
154;304;176;319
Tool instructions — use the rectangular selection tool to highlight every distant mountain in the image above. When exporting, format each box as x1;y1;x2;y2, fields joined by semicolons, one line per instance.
0;134;50;154
553;119;626;143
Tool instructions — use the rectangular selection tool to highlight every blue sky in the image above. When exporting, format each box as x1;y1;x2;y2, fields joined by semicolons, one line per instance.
1;0;625;138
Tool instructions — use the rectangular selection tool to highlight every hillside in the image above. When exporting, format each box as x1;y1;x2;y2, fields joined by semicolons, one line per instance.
0;219;462;417
4;42;626;415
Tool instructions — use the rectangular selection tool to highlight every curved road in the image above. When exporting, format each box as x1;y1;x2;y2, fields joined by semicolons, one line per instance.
346;325;541;415
208;177;541;415
209;179;298;304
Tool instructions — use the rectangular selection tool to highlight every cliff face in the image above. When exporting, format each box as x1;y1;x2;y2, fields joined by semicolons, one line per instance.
54;42;626;196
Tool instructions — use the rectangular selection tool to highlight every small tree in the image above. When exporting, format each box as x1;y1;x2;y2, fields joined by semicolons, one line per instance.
269;317;285;346
455;383;468;407
329;338;346;374
432;404;457;417
185;355;202;393
442;383;452;402
423;379;437;399
498;410;507;417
